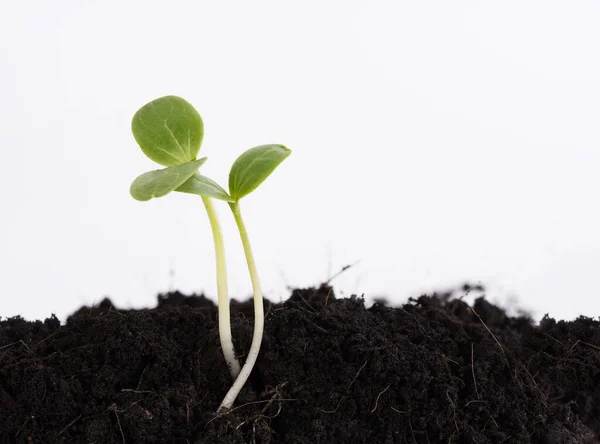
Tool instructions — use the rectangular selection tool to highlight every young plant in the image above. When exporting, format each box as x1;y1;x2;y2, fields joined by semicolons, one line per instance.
130;95;240;379
129;95;291;412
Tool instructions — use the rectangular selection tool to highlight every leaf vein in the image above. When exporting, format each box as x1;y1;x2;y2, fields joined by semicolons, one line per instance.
164;120;188;160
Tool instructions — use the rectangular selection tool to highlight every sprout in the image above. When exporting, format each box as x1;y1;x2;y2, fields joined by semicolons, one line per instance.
129;95;291;412
130;96;240;379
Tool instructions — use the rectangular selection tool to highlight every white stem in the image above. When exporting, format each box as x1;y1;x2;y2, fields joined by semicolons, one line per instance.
202;196;240;379
218;202;264;411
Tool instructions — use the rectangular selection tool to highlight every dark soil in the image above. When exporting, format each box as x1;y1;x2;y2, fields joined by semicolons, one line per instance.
1;284;599;443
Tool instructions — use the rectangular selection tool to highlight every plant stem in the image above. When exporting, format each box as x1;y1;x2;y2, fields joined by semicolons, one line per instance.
218;201;264;412
202;196;240;379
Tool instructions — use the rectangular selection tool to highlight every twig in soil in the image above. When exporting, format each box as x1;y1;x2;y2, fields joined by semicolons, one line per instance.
370;384;391;413
325;260;361;285
446;391;459;434
541;331;565;347
228;397;297;415
320;396;347;413
490;416;499;429
121;389;155;395
57;413;82;437
14;415;31;438
0;339;30;351
523;368;538;387
407;415;419;444
89;299;97;316
1;352;57;370
464;400;486;407
471;343;480;399
399;305;428;335
524;357;539;383
297;293;317;312
265;302;274;319
436;352;459;366
570;339;600;352
521;365;549;410
324;286;333;307
348;359;368;389
108;403;126;444
470;307;510;367
542;351;596;369
34;332;59;349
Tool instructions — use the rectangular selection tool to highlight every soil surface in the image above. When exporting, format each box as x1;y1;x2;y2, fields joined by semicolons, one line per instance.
1;284;598;443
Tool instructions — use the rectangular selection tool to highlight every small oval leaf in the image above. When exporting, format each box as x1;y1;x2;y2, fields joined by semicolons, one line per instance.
176;174;234;202
131;96;204;167
228;144;291;201
130;158;207;201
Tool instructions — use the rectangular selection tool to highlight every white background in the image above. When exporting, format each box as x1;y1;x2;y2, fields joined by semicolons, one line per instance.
1;1;599;322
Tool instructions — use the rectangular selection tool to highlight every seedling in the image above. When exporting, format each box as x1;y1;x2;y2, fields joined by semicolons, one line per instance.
129;95;291;412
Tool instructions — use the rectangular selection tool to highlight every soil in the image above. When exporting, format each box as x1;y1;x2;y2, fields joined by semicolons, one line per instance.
1;283;598;443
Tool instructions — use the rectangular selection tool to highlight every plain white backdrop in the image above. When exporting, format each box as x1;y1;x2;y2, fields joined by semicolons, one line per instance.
1;1;599;322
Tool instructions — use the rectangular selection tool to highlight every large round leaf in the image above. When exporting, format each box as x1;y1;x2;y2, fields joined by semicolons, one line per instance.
131;96;204;166
130;158;207;201
228;144;291;201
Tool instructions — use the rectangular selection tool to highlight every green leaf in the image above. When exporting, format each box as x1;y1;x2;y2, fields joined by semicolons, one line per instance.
176;173;234;202
228;144;291;201
131;95;204;167
130;158;207;201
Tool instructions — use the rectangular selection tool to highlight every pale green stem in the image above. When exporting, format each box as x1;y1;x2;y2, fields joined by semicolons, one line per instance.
202;196;240;379
218;201;264;411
